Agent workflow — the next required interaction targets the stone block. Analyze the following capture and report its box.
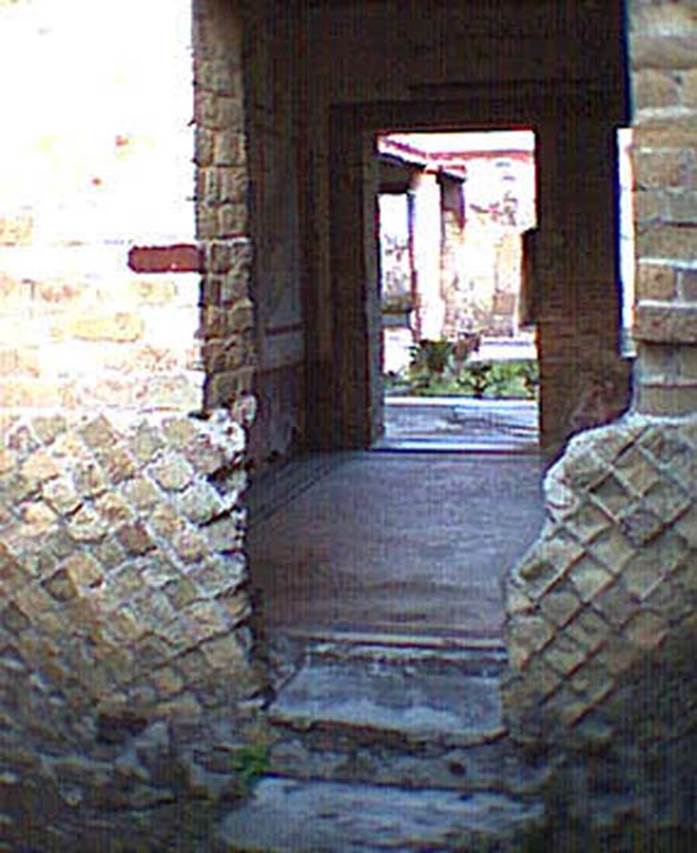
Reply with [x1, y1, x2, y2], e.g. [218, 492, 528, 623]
[590, 474, 631, 518]
[20, 501, 58, 537]
[615, 446, 663, 497]
[194, 126, 215, 168]
[506, 616, 555, 670]
[42, 569, 78, 603]
[632, 34, 697, 71]
[177, 481, 225, 525]
[622, 551, 668, 601]
[624, 610, 668, 650]
[679, 269, 697, 301]
[122, 476, 161, 511]
[141, 375, 202, 411]
[632, 4, 697, 38]
[682, 68, 697, 106]
[149, 454, 195, 492]
[570, 556, 614, 603]
[31, 415, 67, 446]
[140, 557, 179, 590]
[162, 417, 198, 450]
[93, 539, 125, 570]
[131, 279, 179, 305]
[199, 634, 246, 671]
[172, 529, 208, 563]
[65, 313, 145, 343]
[633, 69, 680, 108]
[219, 203, 248, 235]
[214, 132, 246, 167]
[539, 585, 583, 627]
[593, 581, 637, 630]
[674, 506, 697, 547]
[129, 424, 163, 462]
[636, 224, 697, 262]
[565, 608, 611, 655]
[21, 450, 60, 485]
[62, 554, 103, 590]
[634, 189, 665, 224]
[151, 666, 185, 699]
[562, 446, 611, 492]
[636, 383, 697, 416]
[99, 447, 137, 486]
[646, 576, 694, 625]
[633, 150, 689, 190]
[116, 522, 155, 557]
[541, 635, 588, 678]
[619, 504, 667, 547]
[217, 96, 244, 131]
[149, 504, 181, 540]
[642, 480, 691, 525]
[664, 191, 697, 224]
[94, 491, 133, 526]
[563, 502, 612, 543]
[0, 603, 31, 634]
[634, 304, 697, 344]
[638, 343, 677, 382]
[203, 514, 245, 553]
[588, 527, 637, 575]
[220, 168, 247, 204]
[196, 207, 219, 240]
[636, 264, 676, 301]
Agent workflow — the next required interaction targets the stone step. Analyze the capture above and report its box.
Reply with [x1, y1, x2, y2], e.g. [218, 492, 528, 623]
[268, 653, 506, 746]
[265, 641, 547, 795]
[217, 777, 545, 852]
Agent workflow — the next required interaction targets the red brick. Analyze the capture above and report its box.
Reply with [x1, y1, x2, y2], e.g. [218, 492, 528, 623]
[128, 245, 203, 274]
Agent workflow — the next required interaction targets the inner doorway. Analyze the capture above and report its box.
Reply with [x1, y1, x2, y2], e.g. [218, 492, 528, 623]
[374, 129, 540, 454]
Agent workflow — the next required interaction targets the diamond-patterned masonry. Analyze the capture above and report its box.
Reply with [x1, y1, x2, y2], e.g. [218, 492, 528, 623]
[0, 407, 259, 735]
[503, 414, 697, 744]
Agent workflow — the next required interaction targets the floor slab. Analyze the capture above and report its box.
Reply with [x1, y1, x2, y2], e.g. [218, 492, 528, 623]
[249, 451, 545, 640]
[218, 778, 544, 852]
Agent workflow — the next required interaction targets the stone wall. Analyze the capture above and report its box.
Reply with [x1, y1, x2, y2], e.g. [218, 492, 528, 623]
[0, 0, 202, 419]
[502, 0, 697, 842]
[193, 0, 256, 416]
[0, 2, 266, 843]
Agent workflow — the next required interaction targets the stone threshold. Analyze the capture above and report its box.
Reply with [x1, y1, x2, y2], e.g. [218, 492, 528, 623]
[218, 778, 545, 852]
[267, 648, 507, 747]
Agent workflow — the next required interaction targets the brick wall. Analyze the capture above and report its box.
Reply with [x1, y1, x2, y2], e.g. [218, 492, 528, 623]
[631, 1, 697, 415]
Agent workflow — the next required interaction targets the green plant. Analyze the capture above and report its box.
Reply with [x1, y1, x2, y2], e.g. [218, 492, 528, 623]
[230, 743, 270, 791]
[409, 338, 455, 376]
[456, 362, 493, 398]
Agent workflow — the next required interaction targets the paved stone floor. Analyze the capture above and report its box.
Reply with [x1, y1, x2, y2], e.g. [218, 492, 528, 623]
[378, 397, 539, 452]
[249, 446, 546, 641]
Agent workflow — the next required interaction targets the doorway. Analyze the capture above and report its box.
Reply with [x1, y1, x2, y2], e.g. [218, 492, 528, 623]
[374, 129, 540, 453]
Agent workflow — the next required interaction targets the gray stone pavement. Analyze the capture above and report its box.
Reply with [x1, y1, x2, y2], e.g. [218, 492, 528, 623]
[218, 778, 544, 851]
[249, 449, 546, 641]
[378, 397, 539, 453]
